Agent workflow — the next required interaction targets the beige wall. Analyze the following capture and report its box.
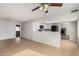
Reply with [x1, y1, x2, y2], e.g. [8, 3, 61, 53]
[0, 19, 21, 40]
[21, 21, 33, 40]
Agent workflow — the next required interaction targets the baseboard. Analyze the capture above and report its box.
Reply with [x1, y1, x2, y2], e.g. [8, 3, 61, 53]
[21, 37, 32, 41]
[0, 38, 16, 41]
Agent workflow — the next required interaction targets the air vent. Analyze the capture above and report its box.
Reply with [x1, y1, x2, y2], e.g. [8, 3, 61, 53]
[71, 9, 78, 13]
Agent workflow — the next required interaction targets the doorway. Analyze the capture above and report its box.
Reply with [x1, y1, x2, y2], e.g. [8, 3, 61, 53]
[16, 25, 20, 38]
[61, 28, 69, 39]
[61, 28, 66, 36]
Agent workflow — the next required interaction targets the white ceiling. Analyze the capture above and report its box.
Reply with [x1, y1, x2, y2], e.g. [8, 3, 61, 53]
[0, 3, 79, 22]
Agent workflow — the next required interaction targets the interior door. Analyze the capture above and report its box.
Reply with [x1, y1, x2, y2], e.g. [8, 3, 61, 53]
[16, 25, 20, 37]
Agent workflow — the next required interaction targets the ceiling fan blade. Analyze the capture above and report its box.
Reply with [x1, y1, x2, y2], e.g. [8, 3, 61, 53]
[32, 6, 41, 11]
[40, 3, 45, 6]
[49, 3, 63, 7]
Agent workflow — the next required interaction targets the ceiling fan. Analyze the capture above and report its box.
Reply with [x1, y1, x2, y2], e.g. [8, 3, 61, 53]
[32, 3, 63, 13]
